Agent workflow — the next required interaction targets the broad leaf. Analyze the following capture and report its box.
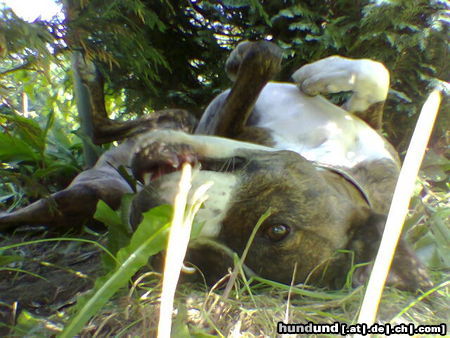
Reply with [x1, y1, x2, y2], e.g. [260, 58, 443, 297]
[60, 205, 172, 338]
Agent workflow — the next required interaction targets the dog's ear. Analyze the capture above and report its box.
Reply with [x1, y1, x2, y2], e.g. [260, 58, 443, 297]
[349, 212, 433, 292]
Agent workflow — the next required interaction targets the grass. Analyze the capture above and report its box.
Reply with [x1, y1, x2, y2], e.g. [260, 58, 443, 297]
[1, 186, 448, 337]
[7, 273, 448, 336]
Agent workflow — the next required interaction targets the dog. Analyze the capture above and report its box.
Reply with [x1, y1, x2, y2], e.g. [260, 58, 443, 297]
[0, 41, 432, 291]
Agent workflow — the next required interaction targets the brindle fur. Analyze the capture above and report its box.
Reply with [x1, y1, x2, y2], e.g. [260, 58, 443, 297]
[195, 41, 282, 137]
[0, 41, 432, 291]
[218, 150, 368, 286]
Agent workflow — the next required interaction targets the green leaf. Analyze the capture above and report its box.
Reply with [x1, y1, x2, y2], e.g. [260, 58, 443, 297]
[0, 113, 45, 153]
[119, 193, 135, 233]
[389, 89, 412, 103]
[171, 305, 191, 338]
[0, 133, 40, 162]
[222, 0, 249, 9]
[43, 108, 55, 139]
[422, 165, 447, 182]
[94, 200, 122, 230]
[116, 204, 172, 264]
[190, 220, 205, 240]
[277, 6, 304, 19]
[289, 21, 319, 33]
[60, 205, 172, 338]
[94, 200, 130, 270]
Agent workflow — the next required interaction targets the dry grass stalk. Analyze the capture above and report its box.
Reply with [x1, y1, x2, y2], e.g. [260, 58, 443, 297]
[157, 163, 212, 338]
[356, 90, 442, 328]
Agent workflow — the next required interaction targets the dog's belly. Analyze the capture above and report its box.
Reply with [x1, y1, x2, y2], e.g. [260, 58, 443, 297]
[251, 83, 393, 168]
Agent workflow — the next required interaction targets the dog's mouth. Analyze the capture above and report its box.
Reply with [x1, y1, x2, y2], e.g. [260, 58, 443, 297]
[131, 142, 198, 184]
[136, 155, 198, 184]
[131, 141, 247, 186]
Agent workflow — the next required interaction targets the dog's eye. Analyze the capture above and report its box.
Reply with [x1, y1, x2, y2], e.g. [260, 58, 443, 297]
[265, 224, 290, 242]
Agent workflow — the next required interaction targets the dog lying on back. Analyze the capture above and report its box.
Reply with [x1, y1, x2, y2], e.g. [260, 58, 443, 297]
[0, 41, 432, 291]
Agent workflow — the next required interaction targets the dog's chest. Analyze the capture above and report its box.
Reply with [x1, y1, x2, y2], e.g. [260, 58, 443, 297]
[250, 83, 393, 168]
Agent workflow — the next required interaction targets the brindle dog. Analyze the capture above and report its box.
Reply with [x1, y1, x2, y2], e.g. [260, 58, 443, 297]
[0, 41, 432, 291]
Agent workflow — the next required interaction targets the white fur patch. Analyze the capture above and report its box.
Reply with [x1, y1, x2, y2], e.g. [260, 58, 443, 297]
[251, 83, 394, 167]
[155, 170, 239, 238]
[133, 129, 273, 163]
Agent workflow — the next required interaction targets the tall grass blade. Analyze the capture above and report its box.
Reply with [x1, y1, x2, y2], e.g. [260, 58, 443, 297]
[158, 163, 212, 338]
[356, 90, 442, 328]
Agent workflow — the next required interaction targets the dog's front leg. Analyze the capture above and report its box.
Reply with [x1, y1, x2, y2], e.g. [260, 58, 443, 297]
[196, 41, 282, 137]
[131, 130, 274, 179]
[292, 56, 390, 130]
[129, 130, 275, 230]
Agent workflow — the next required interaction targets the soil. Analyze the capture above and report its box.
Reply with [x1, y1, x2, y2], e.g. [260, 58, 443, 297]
[0, 227, 102, 335]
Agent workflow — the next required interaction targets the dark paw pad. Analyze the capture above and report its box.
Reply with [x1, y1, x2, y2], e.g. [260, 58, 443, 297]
[131, 142, 197, 184]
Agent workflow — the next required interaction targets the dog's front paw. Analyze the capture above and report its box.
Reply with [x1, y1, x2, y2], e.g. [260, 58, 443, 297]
[292, 56, 389, 110]
[131, 141, 197, 184]
[293, 56, 359, 96]
[225, 40, 282, 81]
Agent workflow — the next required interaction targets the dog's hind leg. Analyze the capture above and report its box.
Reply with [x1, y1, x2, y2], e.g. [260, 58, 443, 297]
[0, 175, 129, 230]
[0, 140, 139, 230]
[0, 183, 109, 230]
[196, 41, 282, 137]
[292, 56, 390, 130]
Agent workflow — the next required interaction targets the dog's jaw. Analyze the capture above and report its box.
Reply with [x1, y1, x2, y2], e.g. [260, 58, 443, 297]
[153, 170, 239, 238]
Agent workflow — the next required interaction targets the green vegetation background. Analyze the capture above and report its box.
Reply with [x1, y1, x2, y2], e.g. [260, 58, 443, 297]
[0, 0, 448, 335]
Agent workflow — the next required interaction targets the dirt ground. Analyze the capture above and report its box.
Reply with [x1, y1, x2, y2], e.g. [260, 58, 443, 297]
[0, 228, 103, 335]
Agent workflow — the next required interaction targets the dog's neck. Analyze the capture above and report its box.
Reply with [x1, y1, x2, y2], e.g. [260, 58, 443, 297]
[318, 165, 372, 210]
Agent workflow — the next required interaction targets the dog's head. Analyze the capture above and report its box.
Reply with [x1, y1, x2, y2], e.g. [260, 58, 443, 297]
[132, 146, 384, 287]
[215, 149, 375, 286]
